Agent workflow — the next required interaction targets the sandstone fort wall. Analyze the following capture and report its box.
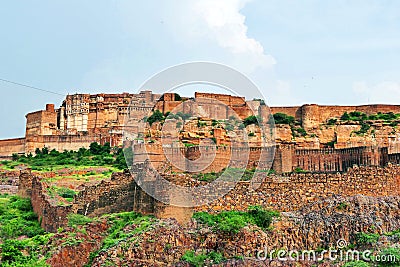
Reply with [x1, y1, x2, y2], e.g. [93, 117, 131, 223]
[19, 163, 400, 232]
[0, 138, 25, 157]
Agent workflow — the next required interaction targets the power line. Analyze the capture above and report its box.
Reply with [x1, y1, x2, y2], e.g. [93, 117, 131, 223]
[0, 78, 65, 96]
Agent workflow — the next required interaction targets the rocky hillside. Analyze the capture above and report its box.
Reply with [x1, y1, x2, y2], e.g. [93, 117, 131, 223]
[2, 194, 398, 267]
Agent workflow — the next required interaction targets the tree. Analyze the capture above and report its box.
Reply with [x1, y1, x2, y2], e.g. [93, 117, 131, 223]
[341, 112, 351, 121]
[243, 115, 261, 126]
[273, 113, 294, 125]
[147, 110, 165, 125]
[89, 142, 102, 155]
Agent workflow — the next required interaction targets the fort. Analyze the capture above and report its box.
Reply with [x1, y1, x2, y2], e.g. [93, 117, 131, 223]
[3, 90, 400, 235]
[1, 91, 400, 174]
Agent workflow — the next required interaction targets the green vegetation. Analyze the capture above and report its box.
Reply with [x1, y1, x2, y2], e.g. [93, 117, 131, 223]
[86, 212, 155, 266]
[176, 112, 192, 121]
[327, 118, 337, 125]
[293, 167, 308, 173]
[343, 261, 370, 267]
[384, 229, 400, 238]
[197, 120, 207, 127]
[355, 232, 380, 245]
[0, 194, 53, 266]
[292, 127, 307, 137]
[377, 247, 400, 266]
[336, 202, 349, 210]
[270, 113, 308, 138]
[2, 142, 129, 171]
[67, 213, 93, 227]
[181, 250, 225, 267]
[353, 122, 371, 136]
[174, 93, 182, 101]
[193, 206, 279, 234]
[243, 115, 261, 127]
[146, 110, 165, 125]
[273, 113, 295, 125]
[192, 168, 274, 182]
[326, 140, 337, 148]
[340, 111, 400, 122]
[224, 122, 234, 131]
[0, 195, 45, 239]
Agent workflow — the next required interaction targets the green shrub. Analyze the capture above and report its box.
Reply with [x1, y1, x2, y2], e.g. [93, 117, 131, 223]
[294, 127, 307, 137]
[181, 250, 225, 267]
[273, 113, 295, 125]
[193, 206, 279, 234]
[57, 187, 76, 199]
[146, 110, 165, 125]
[354, 122, 371, 135]
[355, 232, 380, 245]
[247, 205, 279, 229]
[1, 239, 23, 263]
[327, 118, 337, 125]
[0, 195, 52, 265]
[243, 115, 261, 126]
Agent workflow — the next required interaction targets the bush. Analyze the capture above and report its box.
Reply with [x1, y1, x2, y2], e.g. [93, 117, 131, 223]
[57, 187, 76, 199]
[327, 118, 337, 125]
[243, 115, 260, 127]
[355, 232, 380, 245]
[1, 239, 23, 263]
[224, 123, 234, 131]
[193, 206, 279, 234]
[293, 127, 307, 137]
[273, 113, 295, 125]
[181, 250, 225, 267]
[247, 205, 279, 229]
[354, 122, 371, 136]
[147, 110, 165, 125]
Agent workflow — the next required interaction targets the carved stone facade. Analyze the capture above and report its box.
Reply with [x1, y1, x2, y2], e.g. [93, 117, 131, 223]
[0, 91, 161, 156]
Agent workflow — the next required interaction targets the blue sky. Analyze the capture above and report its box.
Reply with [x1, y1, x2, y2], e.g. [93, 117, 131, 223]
[1, 0, 400, 139]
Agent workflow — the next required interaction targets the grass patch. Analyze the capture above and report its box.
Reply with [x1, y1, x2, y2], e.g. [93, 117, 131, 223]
[181, 250, 225, 267]
[67, 213, 93, 227]
[0, 194, 53, 266]
[2, 142, 130, 172]
[193, 206, 279, 234]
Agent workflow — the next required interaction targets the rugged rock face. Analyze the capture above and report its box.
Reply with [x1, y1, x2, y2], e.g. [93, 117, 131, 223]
[44, 221, 110, 267]
[43, 195, 400, 266]
[266, 195, 400, 250]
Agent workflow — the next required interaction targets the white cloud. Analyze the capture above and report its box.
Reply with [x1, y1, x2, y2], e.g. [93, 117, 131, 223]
[168, 0, 276, 73]
[353, 81, 400, 104]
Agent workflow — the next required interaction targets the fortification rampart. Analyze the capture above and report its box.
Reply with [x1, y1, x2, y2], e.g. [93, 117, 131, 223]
[0, 138, 25, 157]
[195, 165, 400, 213]
[132, 143, 393, 173]
[19, 162, 400, 231]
